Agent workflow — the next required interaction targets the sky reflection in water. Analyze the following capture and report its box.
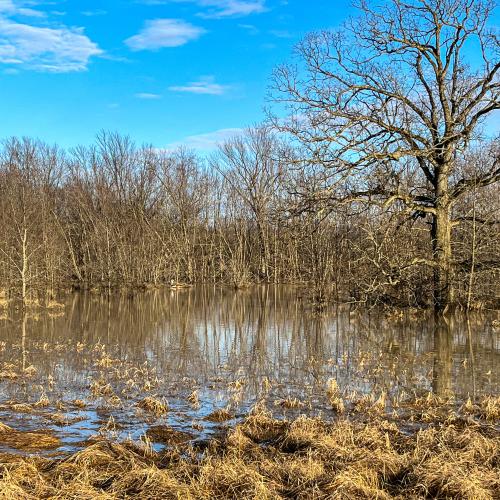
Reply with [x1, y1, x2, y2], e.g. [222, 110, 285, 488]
[0, 286, 498, 453]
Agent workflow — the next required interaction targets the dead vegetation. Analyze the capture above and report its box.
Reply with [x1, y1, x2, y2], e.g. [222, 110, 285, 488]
[146, 426, 194, 445]
[0, 423, 60, 451]
[274, 397, 304, 409]
[326, 379, 345, 414]
[136, 397, 169, 416]
[0, 401, 498, 499]
[204, 408, 234, 423]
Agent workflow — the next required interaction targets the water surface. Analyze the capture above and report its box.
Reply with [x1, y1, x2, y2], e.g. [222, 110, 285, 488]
[0, 286, 498, 453]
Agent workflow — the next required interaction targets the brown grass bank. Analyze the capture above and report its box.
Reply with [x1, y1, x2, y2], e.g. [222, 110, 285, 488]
[0, 401, 499, 499]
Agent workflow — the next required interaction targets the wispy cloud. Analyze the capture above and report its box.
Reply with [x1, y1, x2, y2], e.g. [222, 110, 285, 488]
[269, 29, 292, 38]
[238, 23, 259, 34]
[81, 10, 107, 17]
[0, 14, 103, 72]
[125, 18, 206, 51]
[196, 0, 266, 18]
[135, 92, 162, 99]
[0, 0, 46, 17]
[0, 1, 16, 13]
[167, 127, 244, 151]
[141, 1, 267, 19]
[169, 76, 230, 95]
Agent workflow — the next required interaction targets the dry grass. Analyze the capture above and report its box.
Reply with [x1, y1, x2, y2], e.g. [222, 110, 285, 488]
[10, 403, 33, 413]
[46, 299, 65, 310]
[274, 397, 304, 409]
[326, 378, 345, 414]
[0, 423, 60, 451]
[0, 364, 18, 380]
[90, 378, 115, 398]
[479, 396, 500, 421]
[0, 403, 498, 499]
[136, 396, 169, 416]
[146, 426, 194, 445]
[188, 390, 200, 409]
[204, 408, 234, 422]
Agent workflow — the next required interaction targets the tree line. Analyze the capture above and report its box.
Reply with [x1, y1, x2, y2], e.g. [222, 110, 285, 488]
[0, 127, 497, 309]
[0, 0, 498, 311]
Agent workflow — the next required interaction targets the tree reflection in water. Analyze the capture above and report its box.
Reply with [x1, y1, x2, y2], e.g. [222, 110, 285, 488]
[0, 286, 497, 409]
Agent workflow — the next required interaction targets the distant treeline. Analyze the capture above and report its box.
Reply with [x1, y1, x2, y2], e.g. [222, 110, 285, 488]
[0, 129, 497, 308]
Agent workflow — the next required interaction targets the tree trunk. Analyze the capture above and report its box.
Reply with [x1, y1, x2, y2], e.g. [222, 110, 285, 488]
[21, 228, 28, 307]
[432, 173, 453, 312]
[255, 211, 269, 282]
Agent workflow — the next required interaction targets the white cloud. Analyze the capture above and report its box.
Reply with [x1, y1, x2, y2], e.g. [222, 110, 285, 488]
[125, 18, 205, 51]
[0, 17, 103, 72]
[17, 7, 44, 17]
[140, 0, 266, 18]
[269, 29, 292, 38]
[238, 23, 259, 34]
[169, 76, 230, 95]
[0, 0, 45, 17]
[167, 127, 244, 151]
[0, 1, 17, 14]
[194, 0, 266, 18]
[135, 92, 162, 99]
[81, 10, 107, 17]
[0, 1, 102, 72]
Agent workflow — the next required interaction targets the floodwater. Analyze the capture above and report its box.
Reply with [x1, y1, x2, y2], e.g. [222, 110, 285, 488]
[0, 286, 498, 453]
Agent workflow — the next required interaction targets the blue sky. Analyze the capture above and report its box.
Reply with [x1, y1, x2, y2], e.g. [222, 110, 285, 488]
[0, 0, 354, 151]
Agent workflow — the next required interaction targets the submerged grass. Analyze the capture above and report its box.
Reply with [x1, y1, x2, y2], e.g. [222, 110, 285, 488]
[0, 402, 498, 499]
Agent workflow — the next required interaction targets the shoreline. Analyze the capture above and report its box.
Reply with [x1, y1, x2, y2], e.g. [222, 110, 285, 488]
[2, 284, 500, 314]
[0, 399, 498, 499]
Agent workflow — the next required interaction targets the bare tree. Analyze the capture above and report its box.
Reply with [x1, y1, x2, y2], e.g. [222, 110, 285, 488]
[213, 126, 283, 281]
[0, 126, 496, 307]
[453, 143, 500, 306]
[157, 148, 210, 283]
[272, 0, 499, 311]
[0, 138, 62, 305]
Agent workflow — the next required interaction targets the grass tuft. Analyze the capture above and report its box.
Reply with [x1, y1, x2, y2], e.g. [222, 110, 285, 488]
[136, 396, 169, 416]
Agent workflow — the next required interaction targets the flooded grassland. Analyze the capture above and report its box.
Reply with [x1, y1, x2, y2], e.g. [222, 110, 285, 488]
[0, 287, 498, 498]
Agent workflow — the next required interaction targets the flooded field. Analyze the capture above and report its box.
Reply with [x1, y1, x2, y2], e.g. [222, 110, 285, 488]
[0, 286, 498, 455]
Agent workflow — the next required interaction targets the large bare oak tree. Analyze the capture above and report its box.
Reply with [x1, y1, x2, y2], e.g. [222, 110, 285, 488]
[272, 0, 499, 311]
